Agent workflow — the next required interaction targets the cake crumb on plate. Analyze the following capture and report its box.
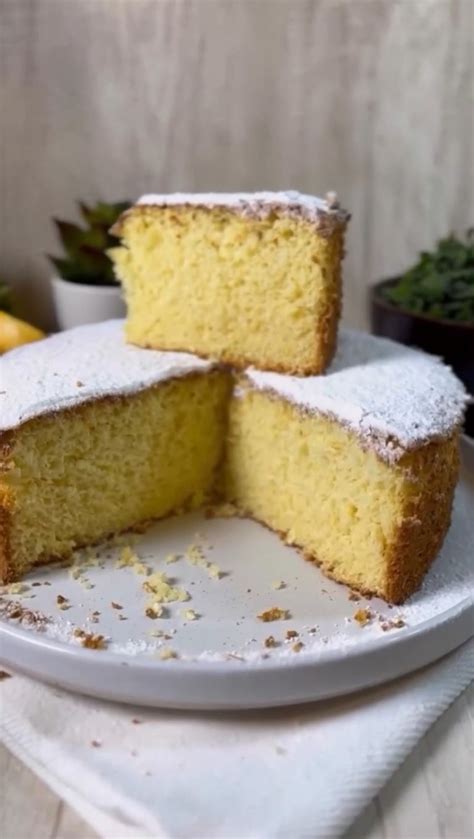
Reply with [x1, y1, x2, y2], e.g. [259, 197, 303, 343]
[257, 607, 289, 622]
[158, 647, 177, 660]
[353, 608, 373, 627]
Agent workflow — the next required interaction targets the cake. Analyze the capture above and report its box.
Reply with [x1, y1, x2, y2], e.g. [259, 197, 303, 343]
[0, 321, 466, 602]
[0, 321, 230, 582]
[224, 330, 467, 603]
[110, 191, 350, 375]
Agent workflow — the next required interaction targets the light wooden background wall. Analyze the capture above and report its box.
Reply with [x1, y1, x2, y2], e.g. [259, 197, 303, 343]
[1, 0, 473, 330]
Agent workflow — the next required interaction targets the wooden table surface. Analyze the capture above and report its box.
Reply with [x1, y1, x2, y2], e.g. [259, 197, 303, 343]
[1, 683, 472, 839]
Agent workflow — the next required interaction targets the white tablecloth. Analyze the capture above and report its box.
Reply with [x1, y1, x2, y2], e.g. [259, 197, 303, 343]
[1, 640, 473, 838]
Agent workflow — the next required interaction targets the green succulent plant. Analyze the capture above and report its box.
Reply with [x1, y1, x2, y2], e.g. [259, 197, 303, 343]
[382, 229, 474, 323]
[48, 201, 130, 286]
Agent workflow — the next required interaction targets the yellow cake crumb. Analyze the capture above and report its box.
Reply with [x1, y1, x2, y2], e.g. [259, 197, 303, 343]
[257, 607, 289, 622]
[158, 647, 177, 660]
[271, 580, 285, 590]
[134, 562, 150, 576]
[74, 628, 107, 649]
[181, 608, 198, 621]
[145, 603, 164, 619]
[143, 572, 189, 604]
[116, 545, 136, 568]
[116, 546, 150, 576]
[185, 544, 222, 579]
[185, 544, 207, 566]
[353, 608, 373, 627]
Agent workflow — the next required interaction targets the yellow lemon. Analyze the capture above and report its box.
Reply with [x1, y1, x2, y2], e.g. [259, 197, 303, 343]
[0, 311, 45, 353]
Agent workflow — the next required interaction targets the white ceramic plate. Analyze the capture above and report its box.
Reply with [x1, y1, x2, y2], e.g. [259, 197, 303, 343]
[1, 439, 472, 710]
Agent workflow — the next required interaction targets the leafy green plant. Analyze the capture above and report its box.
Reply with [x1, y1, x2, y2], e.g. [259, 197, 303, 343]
[0, 281, 12, 312]
[48, 201, 130, 285]
[382, 230, 474, 323]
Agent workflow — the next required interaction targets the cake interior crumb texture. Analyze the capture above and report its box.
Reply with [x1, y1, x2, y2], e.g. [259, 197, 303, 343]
[111, 199, 346, 374]
[224, 387, 459, 604]
[1, 373, 229, 581]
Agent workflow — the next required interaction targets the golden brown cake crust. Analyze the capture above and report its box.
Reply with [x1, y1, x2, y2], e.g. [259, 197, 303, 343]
[312, 228, 345, 373]
[126, 340, 335, 376]
[0, 432, 14, 583]
[112, 194, 350, 240]
[384, 434, 460, 603]
[212, 432, 461, 604]
[302, 434, 460, 603]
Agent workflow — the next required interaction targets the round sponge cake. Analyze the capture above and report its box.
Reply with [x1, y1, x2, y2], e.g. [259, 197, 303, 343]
[0, 320, 467, 601]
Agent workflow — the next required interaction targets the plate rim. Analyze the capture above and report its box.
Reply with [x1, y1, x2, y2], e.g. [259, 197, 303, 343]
[1, 593, 472, 673]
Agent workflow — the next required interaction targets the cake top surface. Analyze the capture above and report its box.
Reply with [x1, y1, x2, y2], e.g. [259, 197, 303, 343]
[1, 322, 467, 457]
[113, 190, 350, 235]
[246, 329, 468, 462]
[0, 320, 215, 431]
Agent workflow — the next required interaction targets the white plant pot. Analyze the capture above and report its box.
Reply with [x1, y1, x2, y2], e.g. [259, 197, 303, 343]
[51, 275, 126, 331]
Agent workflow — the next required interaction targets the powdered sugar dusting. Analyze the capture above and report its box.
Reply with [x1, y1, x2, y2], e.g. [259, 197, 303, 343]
[0, 320, 215, 431]
[123, 190, 350, 233]
[246, 329, 468, 463]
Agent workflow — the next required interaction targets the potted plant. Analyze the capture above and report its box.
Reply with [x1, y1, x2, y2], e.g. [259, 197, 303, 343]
[371, 230, 474, 435]
[49, 201, 130, 330]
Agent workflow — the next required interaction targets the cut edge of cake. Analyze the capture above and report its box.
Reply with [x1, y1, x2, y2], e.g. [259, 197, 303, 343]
[110, 191, 350, 375]
[224, 383, 461, 604]
[0, 321, 231, 582]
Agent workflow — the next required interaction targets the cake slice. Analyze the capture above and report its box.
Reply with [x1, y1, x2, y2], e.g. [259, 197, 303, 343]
[0, 321, 230, 582]
[224, 330, 466, 603]
[110, 191, 350, 375]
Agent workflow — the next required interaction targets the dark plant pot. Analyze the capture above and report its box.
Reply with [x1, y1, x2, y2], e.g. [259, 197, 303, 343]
[370, 278, 474, 437]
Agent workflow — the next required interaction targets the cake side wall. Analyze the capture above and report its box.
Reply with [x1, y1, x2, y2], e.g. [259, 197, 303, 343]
[111, 195, 350, 240]
[0, 431, 15, 583]
[312, 227, 346, 375]
[385, 434, 460, 603]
